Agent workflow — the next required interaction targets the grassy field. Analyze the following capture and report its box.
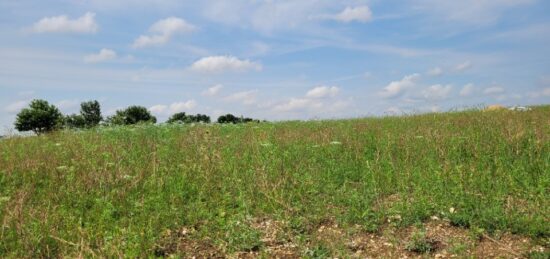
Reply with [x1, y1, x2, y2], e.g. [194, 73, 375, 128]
[0, 107, 549, 258]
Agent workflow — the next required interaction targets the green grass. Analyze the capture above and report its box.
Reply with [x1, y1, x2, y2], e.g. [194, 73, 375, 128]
[0, 106, 549, 257]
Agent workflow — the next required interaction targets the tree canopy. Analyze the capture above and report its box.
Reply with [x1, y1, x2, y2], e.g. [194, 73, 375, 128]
[65, 100, 103, 129]
[217, 114, 259, 124]
[167, 112, 211, 124]
[106, 106, 157, 125]
[14, 99, 64, 135]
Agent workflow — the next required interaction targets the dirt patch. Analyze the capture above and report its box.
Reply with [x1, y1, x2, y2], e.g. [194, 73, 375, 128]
[244, 218, 300, 258]
[153, 219, 546, 258]
[154, 227, 223, 258]
[350, 219, 546, 258]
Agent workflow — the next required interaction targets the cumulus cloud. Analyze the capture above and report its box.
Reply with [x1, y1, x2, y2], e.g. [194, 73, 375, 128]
[380, 74, 420, 99]
[224, 90, 258, 105]
[421, 84, 452, 100]
[484, 86, 505, 95]
[31, 12, 98, 34]
[149, 100, 197, 115]
[202, 84, 224, 96]
[272, 98, 320, 112]
[133, 17, 196, 48]
[332, 6, 373, 23]
[460, 83, 475, 97]
[190, 56, 262, 73]
[427, 67, 443, 76]
[454, 61, 472, 72]
[84, 48, 117, 63]
[305, 86, 339, 99]
[271, 85, 347, 113]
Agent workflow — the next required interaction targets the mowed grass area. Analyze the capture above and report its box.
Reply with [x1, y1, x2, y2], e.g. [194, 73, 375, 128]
[0, 107, 549, 257]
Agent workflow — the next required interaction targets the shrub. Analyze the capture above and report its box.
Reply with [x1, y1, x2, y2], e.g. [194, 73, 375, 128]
[106, 106, 156, 125]
[217, 114, 259, 124]
[167, 112, 210, 124]
[14, 99, 64, 135]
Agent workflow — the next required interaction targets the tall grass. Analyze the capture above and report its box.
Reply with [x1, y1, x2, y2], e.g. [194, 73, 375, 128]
[0, 107, 549, 257]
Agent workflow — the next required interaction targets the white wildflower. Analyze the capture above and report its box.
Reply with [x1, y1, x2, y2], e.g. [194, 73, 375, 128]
[449, 207, 456, 214]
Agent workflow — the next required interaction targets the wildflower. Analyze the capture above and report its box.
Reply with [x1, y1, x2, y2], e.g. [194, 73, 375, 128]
[449, 207, 456, 214]
[330, 141, 342, 145]
[123, 174, 133, 180]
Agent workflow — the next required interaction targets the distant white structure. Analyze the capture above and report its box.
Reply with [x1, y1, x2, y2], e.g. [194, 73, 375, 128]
[508, 106, 532, 112]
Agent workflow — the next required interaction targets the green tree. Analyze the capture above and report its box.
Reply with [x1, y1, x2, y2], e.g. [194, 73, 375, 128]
[64, 114, 87, 129]
[217, 114, 259, 124]
[14, 99, 64, 135]
[167, 112, 188, 123]
[167, 112, 211, 124]
[106, 106, 156, 125]
[80, 100, 102, 127]
[64, 100, 103, 129]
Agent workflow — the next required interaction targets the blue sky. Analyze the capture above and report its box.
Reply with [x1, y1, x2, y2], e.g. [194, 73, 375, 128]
[1, 0, 549, 133]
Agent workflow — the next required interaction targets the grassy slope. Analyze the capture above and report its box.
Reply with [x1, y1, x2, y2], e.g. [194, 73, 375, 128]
[0, 107, 549, 257]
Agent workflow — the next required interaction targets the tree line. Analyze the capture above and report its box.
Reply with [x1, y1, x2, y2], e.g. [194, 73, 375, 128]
[14, 99, 261, 135]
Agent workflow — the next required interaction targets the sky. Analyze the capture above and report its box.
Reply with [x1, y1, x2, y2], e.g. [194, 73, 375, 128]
[1, 0, 549, 133]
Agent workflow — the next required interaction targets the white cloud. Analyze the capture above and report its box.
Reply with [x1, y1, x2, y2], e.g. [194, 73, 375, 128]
[380, 74, 420, 99]
[190, 56, 262, 73]
[454, 61, 472, 72]
[6, 100, 29, 113]
[133, 17, 196, 48]
[271, 85, 349, 114]
[202, 84, 224, 96]
[427, 67, 443, 76]
[224, 90, 258, 105]
[84, 48, 117, 63]
[332, 6, 373, 23]
[421, 84, 452, 100]
[305, 86, 340, 99]
[149, 100, 197, 115]
[31, 12, 98, 34]
[272, 98, 322, 112]
[484, 86, 505, 95]
[203, 1, 372, 33]
[460, 83, 475, 97]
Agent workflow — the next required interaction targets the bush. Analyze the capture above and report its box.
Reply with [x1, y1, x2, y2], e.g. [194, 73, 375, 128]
[65, 114, 87, 129]
[14, 99, 64, 135]
[217, 114, 259, 124]
[167, 112, 210, 124]
[64, 100, 103, 129]
[106, 106, 156, 125]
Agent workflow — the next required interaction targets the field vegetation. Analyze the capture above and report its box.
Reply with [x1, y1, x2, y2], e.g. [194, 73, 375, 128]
[0, 106, 549, 257]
